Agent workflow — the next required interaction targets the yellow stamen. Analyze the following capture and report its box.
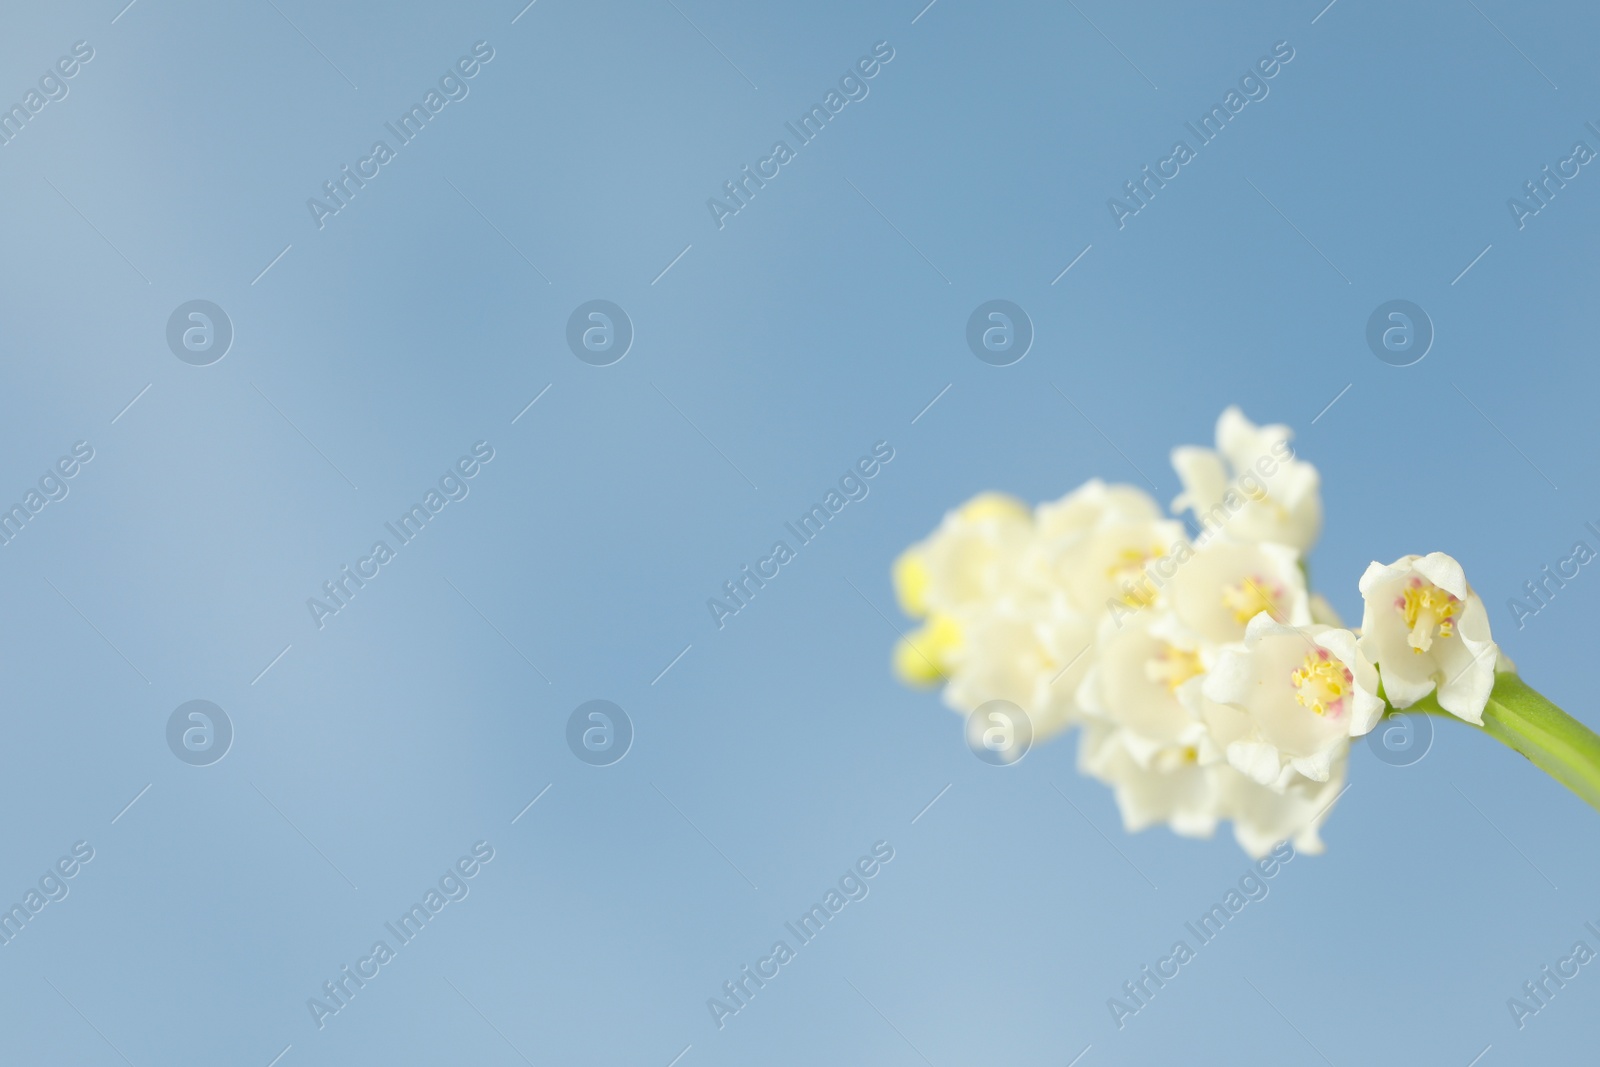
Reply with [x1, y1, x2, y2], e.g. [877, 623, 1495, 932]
[1397, 578, 1460, 654]
[1153, 744, 1201, 772]
[1107, 544, 1166, 608]
[1290, 648, 1352, 717]
[1222, 574, 1285, 625]
[1147, 644, 1204, 692]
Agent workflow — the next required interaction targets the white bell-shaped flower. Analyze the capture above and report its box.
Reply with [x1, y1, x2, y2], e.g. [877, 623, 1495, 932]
[1357, 552, 1498, 724]
[1224, 755, 1347, 858]
[1161, 536, 1311, 647]
[1171, 407, 1322, 552]
[942, 598, 1094, 743]
[1025, 480, 1186, 619]
[1076, 615, 1209, 766]
[1202, 616, 1383, 788]
[893, 491, 1034, 619]
[1077, 724, 1225, 840]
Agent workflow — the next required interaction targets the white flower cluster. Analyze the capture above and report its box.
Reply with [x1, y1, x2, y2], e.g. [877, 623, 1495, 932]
[893, 408, 1500, 857]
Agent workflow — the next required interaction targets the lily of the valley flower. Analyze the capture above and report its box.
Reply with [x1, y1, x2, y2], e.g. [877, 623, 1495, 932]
[941, 602, 1095, 742]
[1078, 722, 1346, 858]
[1171, 406, 1323, 553]
[1357, 552, 1498, 725]
[1076, 616, 1208, 765]
[1223, 757, 1346, 858]
[889, 408, 1600, 858]
[1159, 537, 1311, 646]
[892, 492, 1037, 687]
[1024, 480, 1186, 618]
[1033, 478, 1165, 544]
[1078, 724, 1223, 841]
[1201, 616, 1383, 788]
[893, 491, 1034, 618]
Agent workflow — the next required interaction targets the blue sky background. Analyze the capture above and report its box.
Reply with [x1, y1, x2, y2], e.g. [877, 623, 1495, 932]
[1, 0, 1598, 1063]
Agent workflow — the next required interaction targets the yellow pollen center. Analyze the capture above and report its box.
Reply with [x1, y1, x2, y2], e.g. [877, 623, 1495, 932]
[1147, 644, 1204, 692]
[1397, 578, 1460, 654]
[1153, 744, 1201, 773]
[1222, 574, 1285, 625]
[1290, 648, 1352, 717]
[1107, 545, 1164, 608]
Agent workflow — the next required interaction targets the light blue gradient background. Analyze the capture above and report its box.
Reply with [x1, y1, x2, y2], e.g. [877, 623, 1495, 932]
[1, 0, 1598, 1063]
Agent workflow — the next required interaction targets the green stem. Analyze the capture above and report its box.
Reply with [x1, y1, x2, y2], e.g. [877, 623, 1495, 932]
[1391, 674, 1600, 812]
